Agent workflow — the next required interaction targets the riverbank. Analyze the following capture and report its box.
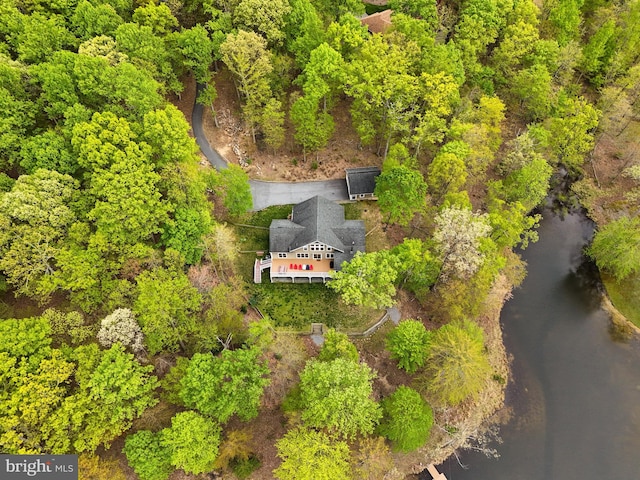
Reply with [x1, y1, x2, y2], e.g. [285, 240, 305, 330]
[396, 275, 513, 479]
[434, 207, 640, 480]
[570, 98, 640, 334]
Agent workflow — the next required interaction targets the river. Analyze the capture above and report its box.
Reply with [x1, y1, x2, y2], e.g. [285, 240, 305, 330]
[425, 208, 640, 480]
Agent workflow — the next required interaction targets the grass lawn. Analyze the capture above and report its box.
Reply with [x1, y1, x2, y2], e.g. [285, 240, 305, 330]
[234, 203, 384, 332]
[249, 282, 382, 331]
[602, 272, 640, 329]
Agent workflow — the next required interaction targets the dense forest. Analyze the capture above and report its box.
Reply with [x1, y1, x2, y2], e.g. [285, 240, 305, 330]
[0, 0, 638, 478]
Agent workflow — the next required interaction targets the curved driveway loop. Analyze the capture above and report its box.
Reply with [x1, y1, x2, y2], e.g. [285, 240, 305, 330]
[193, 84, 349, 210]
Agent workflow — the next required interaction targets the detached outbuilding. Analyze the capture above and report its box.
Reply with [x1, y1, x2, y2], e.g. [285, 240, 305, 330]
[360, 9, 393, 34]
[345, 166, 381, 201]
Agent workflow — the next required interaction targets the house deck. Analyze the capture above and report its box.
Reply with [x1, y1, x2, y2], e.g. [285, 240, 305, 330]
[269, 258, 333, 283]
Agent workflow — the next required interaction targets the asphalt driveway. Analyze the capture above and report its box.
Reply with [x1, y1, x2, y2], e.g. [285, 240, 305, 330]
[193, 84, 349, 210]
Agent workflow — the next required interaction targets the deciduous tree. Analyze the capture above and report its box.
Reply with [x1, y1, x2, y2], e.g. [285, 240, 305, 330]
[97, 308, 144, 354]
[375, 165, 427, 227]
[427, 150, 468, 204]
[290, 94, 335, 159]
[43, 308, 92, 346]
[220, 30, 273, 142]
[378, 386, 434, 452]
[299, 358, 381, 438]
[17, 13, 75, 64]
[284, 0, 325, 67]
[209, 164, 254, 217]
[386, 319, 430, 373]
[180, 347, 270, 423]
[140, 105, 199, 166]
[274, 427, 352, 480]
[543, 96, 600, 171]
[175, 25, 214, 82]
[328, 251, 399, 309]
[0, 169, 79, 301]
[318, 329, 359, 362]
[20, 130, 76, 175]
[492, 155, 552, 211]
[433, 207, 492, 281]
[71, 0, 123, 40]
[392, 238, 441, 295]
[260, 97, 285, 152]
[421, 320, 491, 405]
[588, 215, 640, 281]
[389, 0, 438, 32]
[134, 266, 202, 354]
[88, 157, 168, 247]
[43, 344, 159, 453]
[132, 2, 178, 35]
[233, 0, 291, 46]
[160, 411, 221, 475]
[346, 35, 419, 156]
[350, 436, 393, 480]
[123, 430, 172, 480]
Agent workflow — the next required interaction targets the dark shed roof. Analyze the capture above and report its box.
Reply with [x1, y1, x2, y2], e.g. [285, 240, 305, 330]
[346, 166, 381, 196]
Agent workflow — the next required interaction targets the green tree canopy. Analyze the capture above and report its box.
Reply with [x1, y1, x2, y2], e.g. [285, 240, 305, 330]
[233, 0, 291, 46]
[542, 96, 601, 171]
[492, 155, 552, 211]
[386, 319, 430, 373]
[134, 266, 202, 354]
[179, 347, 270, 423]
[290, 93, 335, 158]
[175, 25, 214, 82]
[220, 30, 273, 141]
[328, 251, 399, 309]
[392, 238, 441, 296]
[88, 156, 169, 247]
[421, 320, 491, 405]
[123, 430, 172, 480]
[284, 0, 325, 67]
[587, 215, 640, 281]
[0, 169, 80, 301]
[208, 164, 254, 217]
[132, 2, 178, 35]
[378, 386, 434, 452]
[20, 130, 77, 175]
[375, 165, 427, 227]
[17, 13, 75, 64]
[317, 329, 359, 362]
[298, 358, 381, 438]
[274, 427, 352, 480]
[41, 344, 159, 453]
[160, 411, 221, 475]
[71, 0, 123, 40]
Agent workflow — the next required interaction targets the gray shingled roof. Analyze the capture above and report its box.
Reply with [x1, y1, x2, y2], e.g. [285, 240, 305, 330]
[346, 167, 381, 195]
[269, 196, 365, 267]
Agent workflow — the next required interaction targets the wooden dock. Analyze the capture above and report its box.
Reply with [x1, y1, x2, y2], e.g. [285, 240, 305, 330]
[426, 464, 447, 480]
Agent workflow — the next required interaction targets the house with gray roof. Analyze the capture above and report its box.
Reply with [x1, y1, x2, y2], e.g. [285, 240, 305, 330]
[345, 166, 381, 200]
[257, 196, 365, 283]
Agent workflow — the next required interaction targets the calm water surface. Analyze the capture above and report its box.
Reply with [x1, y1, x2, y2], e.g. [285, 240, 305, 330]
[429, 209, 640, 480]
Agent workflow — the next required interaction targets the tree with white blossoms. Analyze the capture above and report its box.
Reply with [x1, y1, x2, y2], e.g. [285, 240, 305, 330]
[433, 207, 492, 281]
[97, 308, 145, 354]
